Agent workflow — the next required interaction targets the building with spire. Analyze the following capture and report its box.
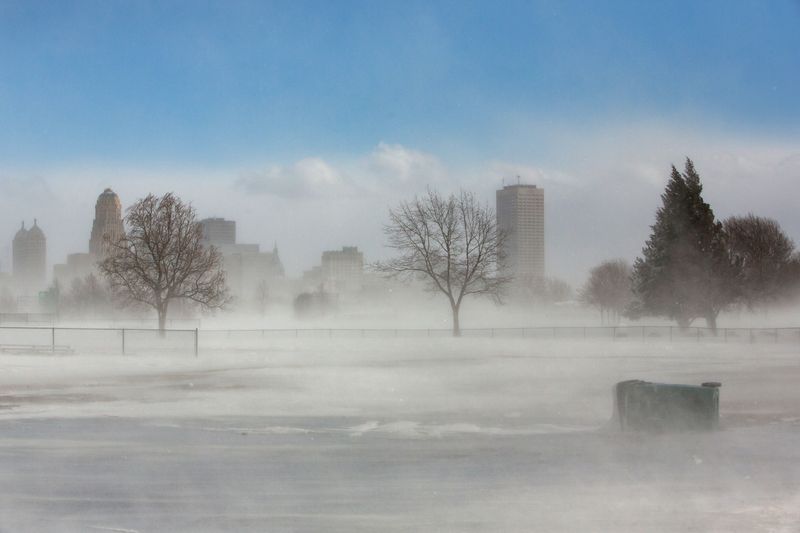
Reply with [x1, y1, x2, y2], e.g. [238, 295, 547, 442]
[12, 219, 47, 290]
[89, 188, 125, 258]
[199, 217, 286, 308]
[54, 188, 124, 287]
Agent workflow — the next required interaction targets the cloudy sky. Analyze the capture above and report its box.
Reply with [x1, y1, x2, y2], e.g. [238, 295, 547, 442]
[1, 1, 799, 284]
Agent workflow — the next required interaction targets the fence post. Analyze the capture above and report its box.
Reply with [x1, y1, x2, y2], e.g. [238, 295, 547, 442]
[194, 328, 199, 358]
[642, 326, 645, 341]
[723, 328, 727, 343]
[552, 327, 556, 339]
[612, 327, 616, 341]
[696, 328, 700, 342]
[669, 326, 673, 342]
[491, 328, 494, 338]
[750, 328, 754, 344]
[122, 328, 126, 355]
[51, 327, 55, 353]
[583, 327, 586, 339]
[775, 328, 779, 344]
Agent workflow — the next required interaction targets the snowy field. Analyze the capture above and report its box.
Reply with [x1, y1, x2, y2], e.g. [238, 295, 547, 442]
[1, 338, 799, 532]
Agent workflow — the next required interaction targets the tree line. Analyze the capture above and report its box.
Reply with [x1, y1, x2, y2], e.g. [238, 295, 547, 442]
[45, 158, 798, 336]
[580, 159, 800, 331]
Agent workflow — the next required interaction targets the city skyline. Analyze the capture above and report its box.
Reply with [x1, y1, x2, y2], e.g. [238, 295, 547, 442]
[1, 1, 799, 284]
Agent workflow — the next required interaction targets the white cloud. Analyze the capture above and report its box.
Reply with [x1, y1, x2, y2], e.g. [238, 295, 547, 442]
[363, 142, 446, 187]
[235, 157, 346, 199]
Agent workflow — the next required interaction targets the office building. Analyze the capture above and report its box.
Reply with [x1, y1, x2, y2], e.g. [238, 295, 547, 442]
[199, 218, 236, 250]
[496, 183, 545, 286]
[321, 246, 364, 293]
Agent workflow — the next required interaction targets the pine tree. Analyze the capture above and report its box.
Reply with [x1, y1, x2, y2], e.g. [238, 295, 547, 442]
[631, 159, 737, 331]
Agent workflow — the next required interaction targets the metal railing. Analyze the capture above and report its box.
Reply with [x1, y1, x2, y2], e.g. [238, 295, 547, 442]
[198, 325, 800, 344]
[0, 325, 797, 356]
[0, 326, 198, 356]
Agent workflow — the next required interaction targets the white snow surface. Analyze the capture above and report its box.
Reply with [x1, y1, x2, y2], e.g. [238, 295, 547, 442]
[1, 338, 799, 532]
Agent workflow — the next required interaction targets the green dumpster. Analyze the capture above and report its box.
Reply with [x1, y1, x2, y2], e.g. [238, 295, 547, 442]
[613, 380, 720, 432]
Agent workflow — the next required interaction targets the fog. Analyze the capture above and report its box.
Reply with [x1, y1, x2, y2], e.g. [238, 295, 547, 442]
[2, 339, 799, 531]
[3, 1, 800, 532]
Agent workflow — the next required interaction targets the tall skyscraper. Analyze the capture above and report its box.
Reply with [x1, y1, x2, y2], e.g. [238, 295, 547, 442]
[496, 184, 545, 286]
[12, 219, 47, 289]
[89, 188, 125, 257]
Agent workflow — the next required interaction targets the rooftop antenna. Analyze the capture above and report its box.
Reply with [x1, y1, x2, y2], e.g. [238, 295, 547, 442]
[516, 174, 521, 185]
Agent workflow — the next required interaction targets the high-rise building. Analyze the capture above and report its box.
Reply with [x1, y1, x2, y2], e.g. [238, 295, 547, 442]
[496, 184, 545, 285]
[12, 220, 47, 289]
[89, 188, 125, 257]
[199, 218, 236, 249]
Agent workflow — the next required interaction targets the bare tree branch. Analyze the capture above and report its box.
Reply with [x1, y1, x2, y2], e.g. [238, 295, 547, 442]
[375, 188, 511, 335]
[99, 192, 229, 331]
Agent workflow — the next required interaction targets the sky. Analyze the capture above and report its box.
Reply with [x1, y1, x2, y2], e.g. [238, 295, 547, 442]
[1, 0, 799, 284]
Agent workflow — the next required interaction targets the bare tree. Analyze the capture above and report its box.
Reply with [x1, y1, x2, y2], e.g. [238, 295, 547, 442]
[525, 276, 573, 306]
[62, 273, 114, 318]
[724, 214, 797, 309]
[376, 188, 509, 336]
[0, 287, 17, 313]
[255, 280, 270, 316]
[580, 259, 633, 325]
[99, 193, 228, 332]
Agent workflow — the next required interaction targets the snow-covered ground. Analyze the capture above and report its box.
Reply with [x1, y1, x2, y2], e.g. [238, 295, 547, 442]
[1, 339, 798, 532]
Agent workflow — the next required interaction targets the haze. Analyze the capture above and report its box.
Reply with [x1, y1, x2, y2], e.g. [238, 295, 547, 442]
[1, 2, 799, 532]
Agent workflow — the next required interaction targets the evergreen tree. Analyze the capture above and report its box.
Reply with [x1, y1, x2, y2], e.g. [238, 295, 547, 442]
[631, 159, 737, 331]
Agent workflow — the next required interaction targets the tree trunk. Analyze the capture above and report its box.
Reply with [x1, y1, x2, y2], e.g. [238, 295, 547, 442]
[451, 303, 461, 337]
[676, 315, 691, 331]
[705, 312, 718, 335]
[157, 302, 169, 337]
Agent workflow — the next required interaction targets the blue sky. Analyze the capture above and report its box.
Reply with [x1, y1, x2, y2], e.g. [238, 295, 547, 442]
[1, 1, 799, 282]
[2, 0, 798, 164]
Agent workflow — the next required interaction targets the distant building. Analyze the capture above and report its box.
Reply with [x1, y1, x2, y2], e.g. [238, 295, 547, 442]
[496, 184, 545, 286]
[53, 253, 94, 288]
[197, 217, 285, 307]
[224, 244, 285, 304]
[199, 218, 236, 249]
[321, 246, 364, 294]
[53, 188, 123, 288]
[89, 188, 125, 258]
[12, 220, 47, 290]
